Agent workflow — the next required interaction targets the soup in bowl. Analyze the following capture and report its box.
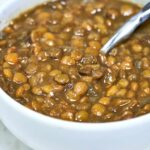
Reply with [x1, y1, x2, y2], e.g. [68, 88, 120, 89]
[0, 0, 150, 150]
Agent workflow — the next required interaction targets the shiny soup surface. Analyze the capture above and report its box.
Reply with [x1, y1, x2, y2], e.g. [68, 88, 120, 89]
[0, 0, 150, 122]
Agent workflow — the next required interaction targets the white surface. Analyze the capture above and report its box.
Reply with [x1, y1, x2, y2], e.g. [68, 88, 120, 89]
[0, 121, 31, 150]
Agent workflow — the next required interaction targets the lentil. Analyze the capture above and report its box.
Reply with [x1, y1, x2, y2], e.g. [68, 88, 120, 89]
[74, 82, 88, 96]
[75, 111, 89, 122]
[3, 68, 13, 79]
[54, 74, 70, 85]
[91, 103, 106, 117]
[13, 72, 27, 84]
[99, 97, 111, 106]
[5, 53, 19, 65]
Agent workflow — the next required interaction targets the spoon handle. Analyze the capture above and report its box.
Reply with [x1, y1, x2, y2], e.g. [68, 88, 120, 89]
[143, 2, 150, 12]
[140, 2, 150, 23]
[101, 2, 150, 54]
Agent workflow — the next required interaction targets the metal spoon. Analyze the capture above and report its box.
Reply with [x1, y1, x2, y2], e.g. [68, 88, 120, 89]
[101, 2, 150, 54]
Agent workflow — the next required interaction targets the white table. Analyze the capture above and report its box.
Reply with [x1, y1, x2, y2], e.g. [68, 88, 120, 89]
[0, 121, 31, 150]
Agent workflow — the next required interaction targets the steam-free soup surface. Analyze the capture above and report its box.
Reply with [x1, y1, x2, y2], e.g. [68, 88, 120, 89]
[0, 0, 150, 122]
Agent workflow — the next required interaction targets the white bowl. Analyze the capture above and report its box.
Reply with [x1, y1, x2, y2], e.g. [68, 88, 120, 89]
[0, 0, 150, 150]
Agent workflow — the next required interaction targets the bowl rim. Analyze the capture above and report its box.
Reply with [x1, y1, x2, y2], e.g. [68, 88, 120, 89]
[0, 0, 149, 131]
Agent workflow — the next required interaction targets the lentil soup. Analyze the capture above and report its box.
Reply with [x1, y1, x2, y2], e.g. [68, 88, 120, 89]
[0, 0, 150, 122]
